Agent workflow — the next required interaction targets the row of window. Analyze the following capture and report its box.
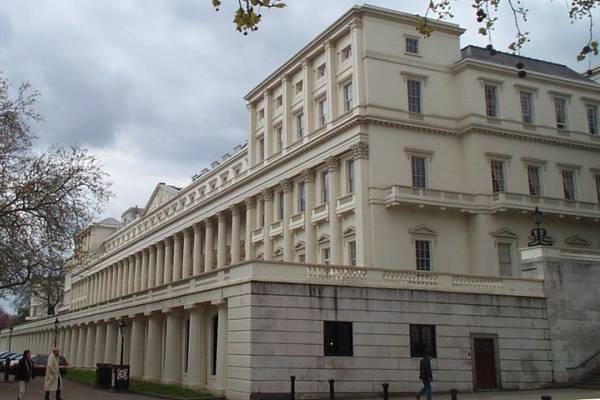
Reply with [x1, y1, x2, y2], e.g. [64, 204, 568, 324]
[325, 321, 436, 358]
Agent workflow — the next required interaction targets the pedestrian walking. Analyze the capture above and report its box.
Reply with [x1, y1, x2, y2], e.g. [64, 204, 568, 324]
[416, 351, 433, 400]
[15, 349, 35, 400]
[43, 348, 62, 400]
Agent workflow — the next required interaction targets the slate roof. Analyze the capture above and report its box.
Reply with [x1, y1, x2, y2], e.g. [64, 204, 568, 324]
[461, 45, 595, 83]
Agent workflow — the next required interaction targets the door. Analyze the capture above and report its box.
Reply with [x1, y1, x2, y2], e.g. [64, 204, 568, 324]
[473, 337, 498, 390]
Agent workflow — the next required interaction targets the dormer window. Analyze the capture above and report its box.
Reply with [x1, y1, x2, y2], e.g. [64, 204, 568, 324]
[316, 64, 326, 79]
[341, 45, 352, 61]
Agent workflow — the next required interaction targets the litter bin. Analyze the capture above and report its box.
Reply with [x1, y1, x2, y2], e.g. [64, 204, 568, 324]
[111, 364, 130, 391]
[96, 363, 112, 388]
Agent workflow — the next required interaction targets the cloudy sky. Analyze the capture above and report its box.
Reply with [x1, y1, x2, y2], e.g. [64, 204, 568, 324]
[0, 0, 596, 221]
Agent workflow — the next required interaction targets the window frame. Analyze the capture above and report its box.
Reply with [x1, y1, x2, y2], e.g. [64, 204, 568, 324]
[316, 63, 326, 79]
[318, 97, 328, 127]
[258, 137, 265, 162]
[409, 324, 437, 358]
[411, 155, 427, 188]
[297, 181, 305, 212]
[295, 111, 304, 139]
[484, 84, 499, 118]
[497, 241, 515, 277]
[348, 240, 357, 266]
[415, 239, 432, 271]
[342, 81, 353, 112]
[405, 36, 420, 55]
[321, 170, 329, 203]
[587, 103, 598, 135]
[595, 173, 600, 204]
[323, 321, 353, 357]
[346, 159, 355, 194]
[295, 80, 303, 94]
[275, 95, 283, 109]
[561, 168, 577, 200]
[277, 190, 284, 221]
[407, 79, 422, 114]
[258, 108, 265, 121]
[526, 164, 542, 196]
[553, 96, 569, 130]
[490, 159, 506, 193]
[341, 45, 352, 62]
[321, 247, 331, 265]
[519, 91, 535, 124]
[275, 125, 283, 153]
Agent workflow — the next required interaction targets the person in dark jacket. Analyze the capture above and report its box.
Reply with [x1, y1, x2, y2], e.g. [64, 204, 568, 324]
[15, 349, 35, 400]
[416, 351, 433, 400]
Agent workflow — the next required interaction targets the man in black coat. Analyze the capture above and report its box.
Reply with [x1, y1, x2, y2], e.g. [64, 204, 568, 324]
[416, 350, 433, 400]
[15, 350, 35, 400]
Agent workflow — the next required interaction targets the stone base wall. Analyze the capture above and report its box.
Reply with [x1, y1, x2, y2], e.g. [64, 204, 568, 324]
[230, 282, 551, 400]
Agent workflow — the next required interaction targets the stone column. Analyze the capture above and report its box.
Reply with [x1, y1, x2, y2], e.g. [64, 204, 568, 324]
[230, 205, 241, 264]
[216, 306, 228, 389]
[281, 179, 293, 261]
[129, 318, 146, 378]
[112, 263, 119, 299]
[244, 198, 255, 261]
[172, 233, 183, 282]
[148, 245, 157, 288]
[182, 228, 193, 279]
[122, 258, 129, 296]
[63, 328, 72, 362]
[76, 325, 86, 367]
[134, 252, 142, 292]
[156, 241, 165, 287]
[164, 237, 174, 284]
[187, 306, 207, 388]
[204, 219, 214, 271]
[281, 76, 292, 148]
[325, 40, 337, 125]
[143, 314, 163, 382]
[94, 323, 106, 366]
[104, 322, 117, 364]
[69, 327, 78, 365]
[263, 90, 273, 159]
[248, 102, 256, 167]
[128, 255, 135, 294]
[105, 268, 112, 301]
[350, 17, 365, 111]
[303, 169, 316, 263]
[351, 142, 370, 266]
[141, 249, 149, 291]
[262, 189, 273, 260]
[116, 261, 123, 297]
[326, 157, 342, 264]
[84, 323, 96, 368]
[192, 223, 203, 275]
[162, 311, 182, 384]
[302, 58, 314, 136]
[217, 211, 227, 268]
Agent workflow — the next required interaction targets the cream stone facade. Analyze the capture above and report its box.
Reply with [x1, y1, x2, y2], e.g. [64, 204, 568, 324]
[2, 5, 600, 399]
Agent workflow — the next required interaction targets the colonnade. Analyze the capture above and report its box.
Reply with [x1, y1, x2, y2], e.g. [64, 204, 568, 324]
[6, 304, 227, 390]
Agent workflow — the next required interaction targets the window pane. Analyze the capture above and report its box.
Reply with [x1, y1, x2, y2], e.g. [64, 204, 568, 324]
[554, 98, 568, 129]
[520, 92, 534, 123]
[343, 82, 353, 112]
[587, 104, 598, 135]
[490, 160, 505, 193]
[347, 159, 355, 193]
[296, 112, 304, 138]
[410, 324, 436, 358]
[527, 165, 541, 196]
[498, 242, 513, 277]
[298, 182, 305, 212]
[411, 156, 427, 188]
[485, 85, 498, 118]
[562, 170, 576, 200]
[348, 241, 357, 266]
[415, 240, 431, 271]
[407, 80, 421, 114]
[321, 171, 329, 203]
[406, 37, 419, 54]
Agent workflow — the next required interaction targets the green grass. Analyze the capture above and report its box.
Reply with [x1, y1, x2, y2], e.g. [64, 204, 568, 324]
[65, 368, 216, 399]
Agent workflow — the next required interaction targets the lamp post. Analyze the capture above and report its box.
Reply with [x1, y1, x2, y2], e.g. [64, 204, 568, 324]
[528, 207, 554, 246]
[117, 320, 127, 366]
[53, 317, 59, 347]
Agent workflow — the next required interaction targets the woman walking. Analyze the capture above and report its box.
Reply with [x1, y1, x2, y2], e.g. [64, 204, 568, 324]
[15, 349, 35, 400]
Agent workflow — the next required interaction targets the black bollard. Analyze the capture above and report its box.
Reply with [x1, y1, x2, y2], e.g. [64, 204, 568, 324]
[541, 396, 552, 400]
[290, 376, 296, 400]
[329, 379, 335, 400]
[450, 388, 459, 400]
[382, 383, 390, 400]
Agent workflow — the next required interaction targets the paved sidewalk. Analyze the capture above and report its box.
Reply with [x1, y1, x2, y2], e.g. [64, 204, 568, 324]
[0, 378, 158, 399]
[392, 387, 600, 400]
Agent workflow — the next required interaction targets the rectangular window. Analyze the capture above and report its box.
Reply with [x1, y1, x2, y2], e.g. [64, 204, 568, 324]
[260, 199, 265, 227]
[484, 84, 498, 118]
[341, 45, 352, 61]
[411, 156, 427, 188]
[276, 125, 283, 152]
[407, 79, 422, 114]
[277, 190, 284, 221]
[296, 112, 304, 139]
[562, 169, 576, 200]
[258, 108, 265, 120]
[587, 104, 598, 135]
[321, 171, 329, 203]
[324, 321, 353, 357]
[298, 181, 305, 212]
[520, 91, 534, 124]
[318, 98, 328, 127]
[596, 174, 600, 203]
[348, 240, 357, 266]
[184, 318, 190, 372]
[405, 37, 419, 54]
[211, 315, 218, 375]
[258, 138, 265, 161]
[276, 95, 283, 108]
[322, 247, 331, 265]
[298, 253, 306, 263]
[410, 324, 436, 358]
[490, 160, 505, 193]
[497, 242, 514, 277]
[415, 240, 431, 271]
[527, 165, 542, 196]
[317, 63, 326, 79]
[554, 97, 568, 130]
[346, 159, 355, 194]
[295, 80, 303, 94]
[343, 82, 353, 112]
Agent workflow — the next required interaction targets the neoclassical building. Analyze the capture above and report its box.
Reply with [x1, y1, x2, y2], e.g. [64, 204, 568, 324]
[2, 5, 600, 399]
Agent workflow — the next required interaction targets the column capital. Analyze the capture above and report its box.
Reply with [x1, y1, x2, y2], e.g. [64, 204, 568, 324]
[193, 222, 202, 232]
[216, 211, 227, 222]
[325, 156, 340, 172]
[246, 102, 253, 111]
[349, 16, 363, 30]
[261, 188, 273, 201]
[302, 58, 310, 69]
[204, 216, 215, 227]
[230, 204, 241, 216]
[173, 232, 182, 242]
[280, 179, 293, 192]
[163, 236, 173, 247]
[183, 226, 194, 237]
[244, 197, 256, 209]
[323, 40, 332, 51]
[351, 142, 369, 160]
[281, 74, 289, 84]
[149, 244, 157, 253]
[301, 168, 314, 183]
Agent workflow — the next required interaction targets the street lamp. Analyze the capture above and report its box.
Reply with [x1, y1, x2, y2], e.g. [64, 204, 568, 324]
[117, 321, 127, 366]
[53, 317, 59, 347]
[528, 207, 554, 246]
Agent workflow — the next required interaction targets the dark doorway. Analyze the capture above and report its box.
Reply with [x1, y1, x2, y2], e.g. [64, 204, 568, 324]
[472, 337, 498, 390]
